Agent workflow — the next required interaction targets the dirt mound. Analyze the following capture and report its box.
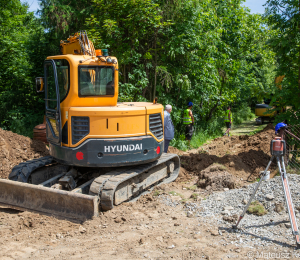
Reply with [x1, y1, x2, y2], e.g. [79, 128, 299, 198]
[197, 164, 236, 191]
[180, 124, 276, 182]
[202, 123, 275, 156]
[0, 128, 49, 179]
[167, 146, 184, 155]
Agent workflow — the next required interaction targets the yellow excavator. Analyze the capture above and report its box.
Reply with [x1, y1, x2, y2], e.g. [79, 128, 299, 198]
[0, 32, 180, 220]
[255, 76, 287, 124]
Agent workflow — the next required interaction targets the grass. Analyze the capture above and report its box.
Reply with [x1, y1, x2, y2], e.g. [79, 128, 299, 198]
[187, 185, 197, 191]
[190, 131, 220, 150]
[247, 201, 267, 216]
[170, 117, 223, 151]
[169, 190, 187, 203]
[248, 124, 266, 136]
[153, 190, 162, 196]
[169, 191, 184, 199]
[229, 119, 265, 136]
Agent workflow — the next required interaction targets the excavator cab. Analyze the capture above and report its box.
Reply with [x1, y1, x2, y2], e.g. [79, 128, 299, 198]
[38, 52, 165, 167]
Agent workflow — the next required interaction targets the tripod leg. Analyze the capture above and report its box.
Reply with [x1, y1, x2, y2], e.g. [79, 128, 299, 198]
[278, 156, 300, 248]
[233, 156, 274, 229]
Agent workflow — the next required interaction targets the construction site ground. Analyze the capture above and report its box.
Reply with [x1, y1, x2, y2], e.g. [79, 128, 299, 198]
[1, 124, 300, 259]
[228, 119, 265, 136]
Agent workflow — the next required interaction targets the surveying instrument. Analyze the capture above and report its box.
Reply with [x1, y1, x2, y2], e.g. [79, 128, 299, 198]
[233, 125, 300, 248]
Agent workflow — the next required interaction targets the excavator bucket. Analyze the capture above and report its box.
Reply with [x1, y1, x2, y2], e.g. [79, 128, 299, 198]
[0, 179, 99, 220]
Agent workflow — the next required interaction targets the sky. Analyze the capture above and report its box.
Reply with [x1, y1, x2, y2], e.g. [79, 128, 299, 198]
[21, 0, 39, 13]
[243, 0, 267, 14]
[21, 0, 266, 14]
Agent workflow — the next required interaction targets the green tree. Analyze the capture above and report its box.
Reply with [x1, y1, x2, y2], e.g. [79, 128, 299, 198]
[84, 0, 276, 134]
[0, 0, 46, 136]
[264, 0, 300, 124]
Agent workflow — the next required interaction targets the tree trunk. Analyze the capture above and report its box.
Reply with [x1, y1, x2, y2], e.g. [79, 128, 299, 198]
[206, 79, 224, 120]
[206, 102, 219, 121]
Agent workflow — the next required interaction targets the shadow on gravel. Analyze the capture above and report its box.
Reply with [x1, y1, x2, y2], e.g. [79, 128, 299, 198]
[243, 220, 289, 229]
[219, 226, 295, 249]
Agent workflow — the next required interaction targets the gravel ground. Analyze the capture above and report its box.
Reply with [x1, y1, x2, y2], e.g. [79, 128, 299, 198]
[160, 174, 300, 251]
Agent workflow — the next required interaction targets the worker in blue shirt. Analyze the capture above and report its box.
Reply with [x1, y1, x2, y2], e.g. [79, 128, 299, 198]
[164, 105, 174, 153]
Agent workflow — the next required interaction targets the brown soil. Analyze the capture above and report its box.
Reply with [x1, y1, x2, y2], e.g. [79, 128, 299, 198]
[167, 146, 184, 156]
[0, 124, 289, 259]
[0, 192, 276, 260]
[197, 164, 236, 191]
[0, 128, 49, 179]
[176, 123, 277, 184]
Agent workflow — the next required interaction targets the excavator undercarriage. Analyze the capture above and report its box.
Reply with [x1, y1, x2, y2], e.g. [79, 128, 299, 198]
[0, 153, 179, 220]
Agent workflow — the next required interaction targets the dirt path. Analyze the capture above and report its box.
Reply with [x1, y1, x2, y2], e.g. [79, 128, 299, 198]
[227, 119, 265, 136]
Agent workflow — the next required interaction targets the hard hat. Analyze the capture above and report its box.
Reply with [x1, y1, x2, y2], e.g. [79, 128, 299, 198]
[275, 122, 287, 134]
[188, 102, 193, 107]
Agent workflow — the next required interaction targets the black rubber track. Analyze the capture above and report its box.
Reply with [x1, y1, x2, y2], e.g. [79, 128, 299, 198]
[99, 153, 180, 210]
[9, 156, 55, 183]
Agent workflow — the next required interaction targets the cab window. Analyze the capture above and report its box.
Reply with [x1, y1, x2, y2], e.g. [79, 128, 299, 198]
[78, 66, 114, 97]
[45, 59, 70, 110]
[55, 59, 70, 102]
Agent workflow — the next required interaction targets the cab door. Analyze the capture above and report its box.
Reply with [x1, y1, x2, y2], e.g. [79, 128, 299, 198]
[44, 60, 61, 145]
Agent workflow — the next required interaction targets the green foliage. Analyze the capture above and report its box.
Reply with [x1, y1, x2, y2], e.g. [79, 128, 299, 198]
[264, 0, 300, 124]
[232, 104, 256, 125]
[39, 0, 92, 34]
[248, 125, 266, 136]
[85, 0, 277, 126]
[0, 0, 282, 144]
[0, 0, 46, 136]
[2, 108, 44, 138]
[170, 134, 189, 151]
[190, 130, 220, 149]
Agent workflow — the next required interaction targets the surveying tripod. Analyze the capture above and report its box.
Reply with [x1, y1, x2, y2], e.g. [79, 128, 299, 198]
[233, 136, 300, 248]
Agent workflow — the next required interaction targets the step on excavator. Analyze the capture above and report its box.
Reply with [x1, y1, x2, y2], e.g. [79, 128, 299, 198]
[0, 31, 180, 220]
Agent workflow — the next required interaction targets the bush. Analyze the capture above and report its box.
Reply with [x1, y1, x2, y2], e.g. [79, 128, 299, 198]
[190, 130, 219, 149]
[170, 116, 224, 151]
[1, 108, 44, 138]
[232, 104, 255, 125]
[170, 134, 189, 151]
